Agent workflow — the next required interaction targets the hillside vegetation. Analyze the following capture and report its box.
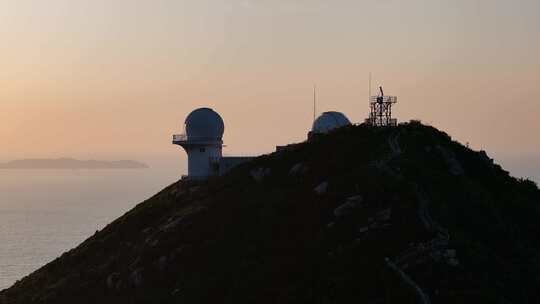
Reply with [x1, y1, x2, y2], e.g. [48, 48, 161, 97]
[1, 122, 539, 304]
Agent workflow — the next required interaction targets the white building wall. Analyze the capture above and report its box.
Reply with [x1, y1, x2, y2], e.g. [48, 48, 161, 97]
[186, 145, 222, 178]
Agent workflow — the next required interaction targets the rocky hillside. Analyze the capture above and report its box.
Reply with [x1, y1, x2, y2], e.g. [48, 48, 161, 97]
[1, 122, 539, 304]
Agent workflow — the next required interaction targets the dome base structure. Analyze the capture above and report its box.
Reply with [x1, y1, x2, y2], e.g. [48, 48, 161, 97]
[172, 107, 254, 180]
[173, 139, 223, 179]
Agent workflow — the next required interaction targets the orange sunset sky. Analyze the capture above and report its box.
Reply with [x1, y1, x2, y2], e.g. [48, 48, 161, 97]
[1, 0, 539, 178]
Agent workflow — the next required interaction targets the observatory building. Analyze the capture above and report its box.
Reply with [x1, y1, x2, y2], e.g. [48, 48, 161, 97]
[172, 108, 253, 180]
[173, 85, 397, 179]
[308, 111, 351, 140]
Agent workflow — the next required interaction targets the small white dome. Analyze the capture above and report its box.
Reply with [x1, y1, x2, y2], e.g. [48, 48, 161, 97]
[312, 111, 351, 134]
[184, 108, 224, 140]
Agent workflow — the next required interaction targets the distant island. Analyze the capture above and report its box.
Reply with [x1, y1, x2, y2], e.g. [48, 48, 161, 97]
[0, 158, 149, 169]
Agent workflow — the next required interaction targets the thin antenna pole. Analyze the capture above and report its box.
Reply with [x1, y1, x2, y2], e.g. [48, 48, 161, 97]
[368, 72, 372, 101]
[313, 84, 317, 122]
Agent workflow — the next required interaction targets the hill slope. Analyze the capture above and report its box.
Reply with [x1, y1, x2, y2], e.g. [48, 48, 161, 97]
[1, 122, 539, 304]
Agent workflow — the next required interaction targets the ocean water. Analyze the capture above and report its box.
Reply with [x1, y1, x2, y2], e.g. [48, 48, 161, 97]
[0, 168, 180, 290]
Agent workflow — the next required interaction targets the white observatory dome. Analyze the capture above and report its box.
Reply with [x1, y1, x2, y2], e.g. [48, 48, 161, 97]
[312, 111, 351, 134]
[184, 107, 225, 140]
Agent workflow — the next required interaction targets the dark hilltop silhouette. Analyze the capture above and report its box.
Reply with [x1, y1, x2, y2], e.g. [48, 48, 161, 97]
[1, 122, 539, 303]
[0, 158, 148, 170]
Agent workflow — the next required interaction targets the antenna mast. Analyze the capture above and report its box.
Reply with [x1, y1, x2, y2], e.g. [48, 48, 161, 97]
[313, 84, 317, 122]
[368, 72, 372, 102]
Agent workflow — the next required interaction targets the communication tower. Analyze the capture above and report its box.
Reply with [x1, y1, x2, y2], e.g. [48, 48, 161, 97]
[366, 86, 398, 127]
